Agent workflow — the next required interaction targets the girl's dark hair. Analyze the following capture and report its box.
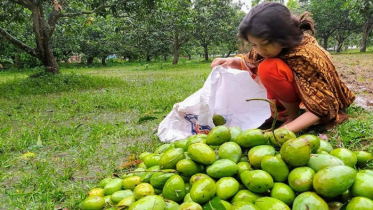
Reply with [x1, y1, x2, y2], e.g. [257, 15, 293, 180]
[237, 2, 315, 48]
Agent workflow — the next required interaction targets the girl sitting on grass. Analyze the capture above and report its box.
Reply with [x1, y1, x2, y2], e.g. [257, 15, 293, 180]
[211, 2, 355, 133]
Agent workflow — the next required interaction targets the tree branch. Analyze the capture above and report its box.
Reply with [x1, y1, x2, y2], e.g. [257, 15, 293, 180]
[0, 27, 37, 58]
[60, 5, 113, 18]
[10, 0, 32, 9]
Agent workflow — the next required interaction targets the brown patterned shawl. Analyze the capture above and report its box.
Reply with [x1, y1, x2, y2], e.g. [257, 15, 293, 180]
[242, 33, 355, 125]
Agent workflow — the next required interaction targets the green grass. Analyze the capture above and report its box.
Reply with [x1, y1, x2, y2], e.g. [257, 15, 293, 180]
[0, 57, 372, 209]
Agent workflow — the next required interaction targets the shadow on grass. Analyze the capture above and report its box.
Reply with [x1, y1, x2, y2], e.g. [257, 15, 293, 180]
[0, 71, 126, 98]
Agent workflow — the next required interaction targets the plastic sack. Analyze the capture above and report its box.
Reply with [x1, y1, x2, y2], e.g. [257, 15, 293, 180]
[157, 65, 271, 142]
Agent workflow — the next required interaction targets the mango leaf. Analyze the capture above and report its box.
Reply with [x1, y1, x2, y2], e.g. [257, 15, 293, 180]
[203, 196, 226, 210]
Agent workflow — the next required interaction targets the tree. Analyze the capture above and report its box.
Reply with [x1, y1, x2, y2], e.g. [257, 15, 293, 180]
[308, 0, 347, 49]
[346, 0, 373, 52]
[0, 0, 118, 73]
[156, 0, 194, 64]
[192, 0, 243, 61]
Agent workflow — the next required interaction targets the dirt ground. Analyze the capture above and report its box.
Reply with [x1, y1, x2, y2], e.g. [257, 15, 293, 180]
[332, 53, 373, 110]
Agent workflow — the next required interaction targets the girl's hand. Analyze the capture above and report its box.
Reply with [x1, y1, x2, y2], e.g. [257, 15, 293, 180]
[211, 58, 241, 69]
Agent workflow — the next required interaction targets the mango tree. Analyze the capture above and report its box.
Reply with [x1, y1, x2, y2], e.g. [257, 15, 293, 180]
[346, 0, 373, 52]
[0, 0, 156, 73]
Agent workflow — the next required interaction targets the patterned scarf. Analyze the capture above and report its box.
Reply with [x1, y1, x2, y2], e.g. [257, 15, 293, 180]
[243, 33, 355, 125]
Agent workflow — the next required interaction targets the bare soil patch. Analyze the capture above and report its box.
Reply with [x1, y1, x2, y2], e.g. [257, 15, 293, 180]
[333, 53, 373, 110]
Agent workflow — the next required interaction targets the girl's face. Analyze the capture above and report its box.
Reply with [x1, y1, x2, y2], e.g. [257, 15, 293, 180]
[247, 35, 283, 58]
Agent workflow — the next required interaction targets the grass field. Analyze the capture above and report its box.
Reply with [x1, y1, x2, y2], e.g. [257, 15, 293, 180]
[0, 57, 372, 209]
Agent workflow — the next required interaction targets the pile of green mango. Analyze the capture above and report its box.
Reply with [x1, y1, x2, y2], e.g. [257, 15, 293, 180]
[79, 125, 373, 210]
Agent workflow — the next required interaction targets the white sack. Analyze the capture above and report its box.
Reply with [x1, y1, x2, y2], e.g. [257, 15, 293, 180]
[158, 65, 271, 142]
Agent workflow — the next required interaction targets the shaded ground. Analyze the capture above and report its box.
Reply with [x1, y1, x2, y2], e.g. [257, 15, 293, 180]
[333, 54, 373, 110]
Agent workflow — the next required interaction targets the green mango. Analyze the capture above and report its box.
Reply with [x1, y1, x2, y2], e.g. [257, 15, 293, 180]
[236, 161, 252, 175]
[292, 192, 328, 210]
[103, 195, 113, 206]
[218, 141, 242, 163]
[313, 165, 357, 198]
[98, 177, 112, 188]
[212, 114, 226, 126]
[139, 152, 151, 160]
[79, 196, 105, 210]
[307, 154, 345, 172]
[183, 193, 193, 203]
[187, 143, 216, 165]
[216, 177, 240, 200]
[351, 170, 373, 200]
[154, 143, 174, 154]
[150, 170, 175, 190]
[221, 200, 232, 210]
[179, 202, 202, 210]
[248, 145, 276, 168]
[288, 167, 315, 193]
[162, 174, 186, 203]
[164, 199, 180, 210]
[298, 134, 321, 153]
[143, 153, 161, 168]
[318, 140, 333, 153]
[330, 148, 357, 167]
[240, 170, 274, 193]
[104, 178, 123, 195]
[205, 125, 231, 146]
[229, 126, 243, 143]
[159, 148, 185, 169]
[186, 134, 208, 148]
[270, 183, 295, 206]
[173, 138, 189, 151]
[261, 155, 289, 182]
[353, 151, 373, 167]
[128, 195, 165, 210]
[110, 189, 134, 204]
[267, 128, 296, 147]
[137, 162, 147, 169]
[345, 197, 373, 210]
[185, 183, 192, 194]
[87, 188, 105, 197]
[280, 138, 311, 167]
[231, 201, 261, 210]
[140, 165, 160, 183]
[206, 159, 238, 178]
[328, 202, 344, 210]
[189, 173, 211, 185]
[230, 189, 261, 204]
[190, 177, 216, 204]
[133, 183, 155, 200]
[254, 197, 290, 210]
[236, 128, 268, 148]
[117, 196, 136, 209]
[176, 159, 204, 177]
[122, 176, 141, 190]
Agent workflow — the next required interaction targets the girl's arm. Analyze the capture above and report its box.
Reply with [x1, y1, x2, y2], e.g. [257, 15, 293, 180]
[282, 111, 320, 133]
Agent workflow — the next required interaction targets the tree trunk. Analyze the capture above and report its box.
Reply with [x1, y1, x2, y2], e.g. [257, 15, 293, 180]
[101, 57, 106, 66]
[31, 4, 59, 73]
[87, 57, 94, 64]
[225, 51, 232, 57]
[360, 20, 373, 52]
[16, 55, 23, 69]
[203, 45, 209, 61]
[322, 37, 328, 50]
[172, 30, 180, 65]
